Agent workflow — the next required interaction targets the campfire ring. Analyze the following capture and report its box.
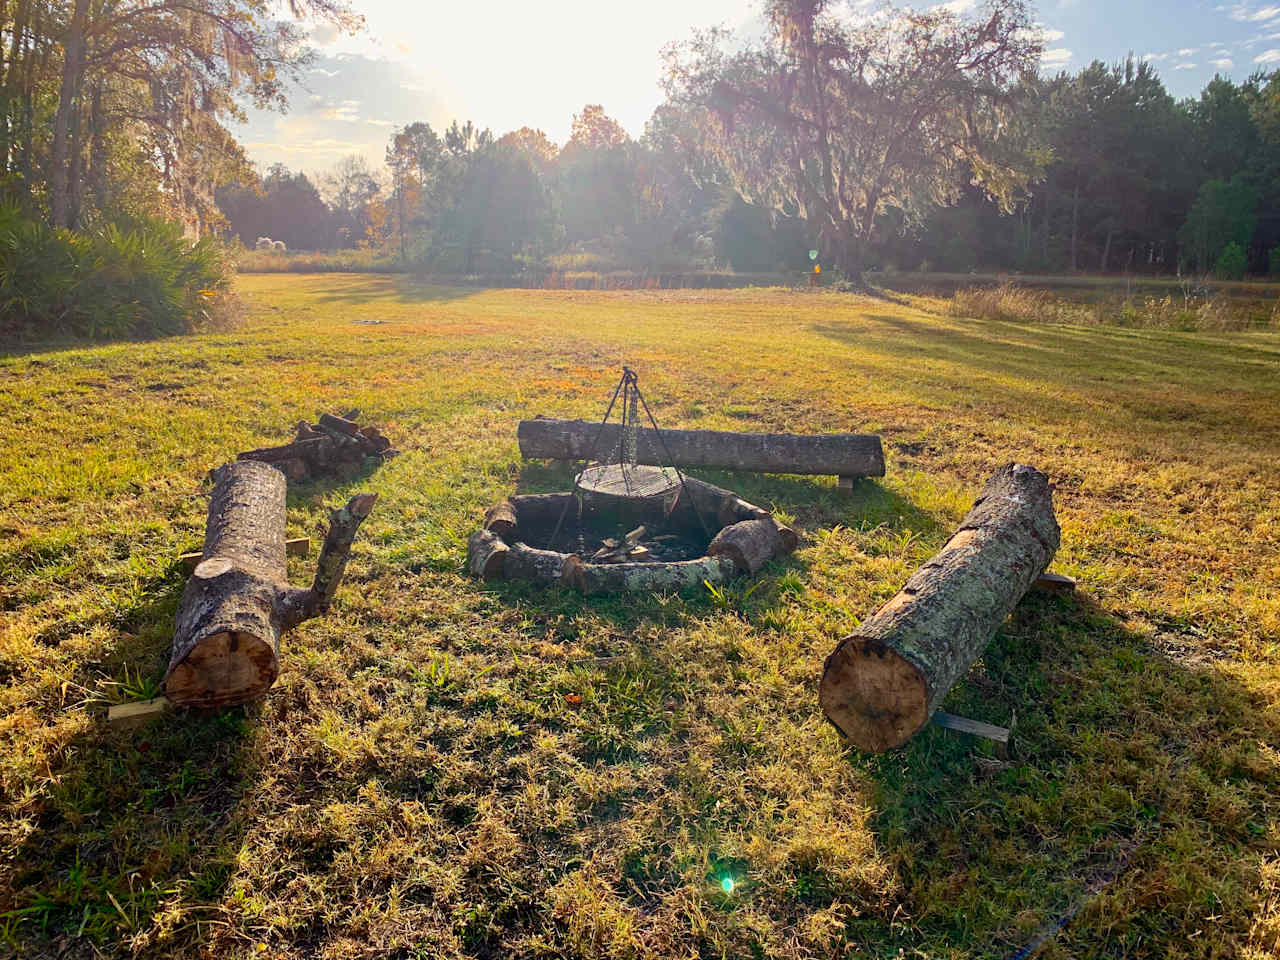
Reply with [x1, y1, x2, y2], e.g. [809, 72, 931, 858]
[468, 473, 798, 595]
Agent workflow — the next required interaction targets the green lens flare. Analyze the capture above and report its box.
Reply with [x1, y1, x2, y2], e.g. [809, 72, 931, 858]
[720, 876, 734, 893]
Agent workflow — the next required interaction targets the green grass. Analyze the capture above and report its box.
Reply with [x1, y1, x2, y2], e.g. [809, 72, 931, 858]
[2, 274, 1278, 958]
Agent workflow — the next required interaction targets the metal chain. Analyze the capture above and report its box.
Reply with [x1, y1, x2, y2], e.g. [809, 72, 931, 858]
[623, 376, 639, 466]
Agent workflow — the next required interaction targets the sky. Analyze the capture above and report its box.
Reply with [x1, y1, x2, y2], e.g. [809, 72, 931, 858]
[237, 0, 1280, 177]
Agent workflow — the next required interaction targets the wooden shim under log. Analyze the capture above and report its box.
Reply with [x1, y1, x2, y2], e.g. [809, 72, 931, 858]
[931, 711, 1011, 744]
[707, 518, 787, 575]
[107, 696, 172, 723]
[468, 529, 510, 580]
[164, 461, 376, 709]
[819, 463, 1060, 753]
[518, 418, 886, 478]
[1034, 571, 1076, 593]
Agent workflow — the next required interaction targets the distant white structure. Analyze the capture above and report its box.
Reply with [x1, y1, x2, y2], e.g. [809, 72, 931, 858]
[254, 237, 287, 252]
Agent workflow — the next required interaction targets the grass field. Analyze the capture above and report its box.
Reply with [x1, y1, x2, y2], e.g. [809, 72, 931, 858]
[2, 274, 1279, 959]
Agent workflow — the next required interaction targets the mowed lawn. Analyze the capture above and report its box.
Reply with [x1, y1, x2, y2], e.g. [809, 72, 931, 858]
[2, 274, 1279, 959]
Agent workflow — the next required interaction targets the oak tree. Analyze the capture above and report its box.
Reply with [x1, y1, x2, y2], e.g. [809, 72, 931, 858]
[663, 0, 1042, 281]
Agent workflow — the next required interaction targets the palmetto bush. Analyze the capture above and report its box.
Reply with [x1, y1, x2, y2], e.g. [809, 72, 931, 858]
[0, 205, 232, 342]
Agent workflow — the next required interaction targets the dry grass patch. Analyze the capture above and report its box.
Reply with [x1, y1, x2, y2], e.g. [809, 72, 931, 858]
[949, 279, 1280, 331]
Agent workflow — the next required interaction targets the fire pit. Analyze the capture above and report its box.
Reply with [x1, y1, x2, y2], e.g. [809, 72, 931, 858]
[468, 472, 796, 595]
[468, 368, 797, 594]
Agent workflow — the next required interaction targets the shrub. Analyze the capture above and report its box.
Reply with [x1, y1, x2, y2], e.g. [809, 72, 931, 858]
[0, 206, 232, 342]
[1213, 242, 1247, 281]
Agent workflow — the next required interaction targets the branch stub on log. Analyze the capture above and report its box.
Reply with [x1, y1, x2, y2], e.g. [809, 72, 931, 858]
[165, 461, 376, 709]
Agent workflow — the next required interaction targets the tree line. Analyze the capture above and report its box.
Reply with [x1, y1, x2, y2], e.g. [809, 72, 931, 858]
[6, 0, 1280, 282]
[0, 0, 357, 233]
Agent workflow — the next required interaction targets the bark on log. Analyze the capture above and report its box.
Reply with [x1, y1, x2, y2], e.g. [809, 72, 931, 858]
[164, 461, 376, 709]
[707, 518, 788, 575]
[238, 437, 333, 464]
[506, 493, 579, 542]
[318, 412, 362, 437]
[819, 463, 1059, 753]
[518, 418, 885, 477]
[666, 476, 768, 534]
[579, 555, 735, 596]
[469, 529, 510, 580]
[503, 541, 583, 587]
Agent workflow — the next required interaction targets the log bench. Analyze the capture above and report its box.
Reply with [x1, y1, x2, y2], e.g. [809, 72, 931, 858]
[517, 418, 885, 487]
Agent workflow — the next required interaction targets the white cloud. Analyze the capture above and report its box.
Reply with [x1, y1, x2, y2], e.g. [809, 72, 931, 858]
[1039, 27, 1065, 42]
[1142, 52, 1168, 61]
[1041, 47, 1072, 67]
[1256, 47, 1280, 62]
[1229, 3, 1280, 19]
[1175, 61, 1197, 69]
[237, 53, 454, 172]
[1177, 47, 1198, 56]
[1208, 57, 1235, 68]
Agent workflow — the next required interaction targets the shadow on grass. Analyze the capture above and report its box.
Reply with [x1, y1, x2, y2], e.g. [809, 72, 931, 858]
[466, 462, 940, 630]
[291, 275, 483, 308]
[812, 317, 1280, 445]
[515, 460, 941, 537]
[0, 477, 382, 953]
[851, 588, 1279, 957]
[2, 699, 259, 952]
[0, 553, 266, 951]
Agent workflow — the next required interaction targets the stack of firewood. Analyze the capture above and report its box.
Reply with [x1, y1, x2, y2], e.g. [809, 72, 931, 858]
[236, 408, 398, 483]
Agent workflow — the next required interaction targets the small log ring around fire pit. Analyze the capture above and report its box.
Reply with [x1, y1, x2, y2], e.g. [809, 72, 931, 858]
[468, 475, 799, 595]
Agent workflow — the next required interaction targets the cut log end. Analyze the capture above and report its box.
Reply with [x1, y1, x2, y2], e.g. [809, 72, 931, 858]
[707, 518, 784, 575]
[468, 529, 510, 580]
[819, 635, 930, 753]
[484, 501, 518, 538]
[194, 557, 234, 580]
[165, 630, 279, 709]
[347, 492, 379, 520]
